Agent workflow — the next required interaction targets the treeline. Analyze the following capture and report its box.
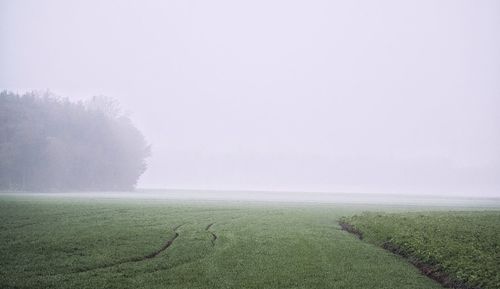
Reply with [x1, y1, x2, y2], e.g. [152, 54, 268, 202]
[0, 91, 150, 191]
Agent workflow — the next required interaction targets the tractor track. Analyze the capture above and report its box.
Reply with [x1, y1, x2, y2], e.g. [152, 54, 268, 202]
[205, 222, 217, 246]
[68, 224, 184, 274]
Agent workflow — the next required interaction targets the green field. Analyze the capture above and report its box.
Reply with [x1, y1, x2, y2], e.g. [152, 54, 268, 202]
[0, 195, 496, 289]
[341, 212, 500, 289]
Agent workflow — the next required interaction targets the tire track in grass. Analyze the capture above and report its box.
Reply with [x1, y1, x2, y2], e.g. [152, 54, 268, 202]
[140, 233, 179, 260]
[70, 224, 184, 274]
[205, 223, 217, 246]
[150, 223, 219, 273]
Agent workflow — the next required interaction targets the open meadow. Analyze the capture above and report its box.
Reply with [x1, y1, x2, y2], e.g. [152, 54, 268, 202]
[2, 1, 499, 288]
[0, 193, 499, 289]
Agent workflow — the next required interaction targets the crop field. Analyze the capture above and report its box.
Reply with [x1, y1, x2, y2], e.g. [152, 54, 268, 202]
[0, 194, 497, 289]
[341, 212, 500, 289]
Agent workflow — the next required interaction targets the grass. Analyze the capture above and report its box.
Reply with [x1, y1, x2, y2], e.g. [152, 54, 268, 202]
[341, 211, 500, 289]
[0, 195, 481, 289]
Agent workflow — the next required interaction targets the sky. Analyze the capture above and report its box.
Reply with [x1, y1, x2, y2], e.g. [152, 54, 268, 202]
[1, 0, 499, 196]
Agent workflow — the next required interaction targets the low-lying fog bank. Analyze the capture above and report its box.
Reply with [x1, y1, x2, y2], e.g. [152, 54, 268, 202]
[1, 190, 499, 207]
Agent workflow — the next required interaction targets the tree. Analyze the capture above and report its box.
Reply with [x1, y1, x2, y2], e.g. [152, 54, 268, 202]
[0, 91, 150, 191]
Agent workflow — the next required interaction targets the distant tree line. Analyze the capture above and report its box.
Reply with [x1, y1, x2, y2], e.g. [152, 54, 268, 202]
[0, 91, 150, 191]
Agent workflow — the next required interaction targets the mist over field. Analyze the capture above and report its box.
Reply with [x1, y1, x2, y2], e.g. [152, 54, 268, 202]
[1, 2, 500, 289]
[1, 0, 499, 198]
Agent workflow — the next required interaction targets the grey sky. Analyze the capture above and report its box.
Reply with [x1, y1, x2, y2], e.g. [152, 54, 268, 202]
[1, 0, 499, 196]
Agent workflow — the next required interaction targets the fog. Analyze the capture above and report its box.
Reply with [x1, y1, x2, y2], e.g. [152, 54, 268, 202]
[1, 0, 499, 197]
[3, 190, 499, 209]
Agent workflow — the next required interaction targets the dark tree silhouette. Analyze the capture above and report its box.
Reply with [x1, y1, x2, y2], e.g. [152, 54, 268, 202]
[0, 91, 150, 191]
